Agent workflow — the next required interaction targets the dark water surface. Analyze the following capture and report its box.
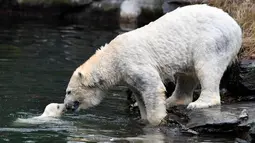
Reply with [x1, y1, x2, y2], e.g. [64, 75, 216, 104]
[0, 21, 236, 143]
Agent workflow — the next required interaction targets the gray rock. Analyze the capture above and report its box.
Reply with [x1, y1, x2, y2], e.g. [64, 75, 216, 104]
[235, 138, 249, 143]
[70, 0, 92, 5]
[165, 102, 255, 141]
[239, 109, 249, 121]
[162, 0, 208, 13]
[251, 125, 255, 142]
[220, 59, 255, 101]
[17, 0, 73, 5]
[239, 60, 255, 94]
[187, 108, 240, 131]
[17, 0, 93, 5]
[91, 0, 123, 11]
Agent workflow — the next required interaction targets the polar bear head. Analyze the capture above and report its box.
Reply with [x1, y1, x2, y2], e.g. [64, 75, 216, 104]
[64, 63, 105, 112]
[41, 103, 66, 118]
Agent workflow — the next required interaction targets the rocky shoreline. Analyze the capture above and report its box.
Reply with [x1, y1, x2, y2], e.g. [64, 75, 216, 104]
[163, 102, 255, 142]
[222, 59, 255, 100]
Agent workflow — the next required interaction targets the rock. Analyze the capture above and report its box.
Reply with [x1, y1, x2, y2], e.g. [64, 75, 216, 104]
[140, 0, 164, 10]
[162, 0, 208, 13]
[165, 102, 255, 141]
[17, 0, 73, 5]
[119, 0, 141, 24]
[162, 0, 190, 13]
[239, 109, 249, 120]
[251, 125, 255, 142]
[227, 60, 255, 97]
[220, 59, 255, 102]
[119, 0, 164, 30]
[70, 0, 93, 5]
[239, 60, 255, 94]
[17, 0, 93, 6]
[186, 108, 240, 132]
[91, 0, 123, 11]
[235, 138, 250, 143]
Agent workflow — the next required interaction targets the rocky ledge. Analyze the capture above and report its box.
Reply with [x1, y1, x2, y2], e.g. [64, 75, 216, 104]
[162, 102, 255, 142]
[222, 59, 255, 100]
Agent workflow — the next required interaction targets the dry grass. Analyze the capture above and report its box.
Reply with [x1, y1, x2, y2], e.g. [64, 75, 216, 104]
[208, 0, 255, 59]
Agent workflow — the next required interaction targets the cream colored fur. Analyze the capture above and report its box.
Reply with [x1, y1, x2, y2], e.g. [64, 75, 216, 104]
[64, 4, 242, 126]
[35, 103, 66, 118]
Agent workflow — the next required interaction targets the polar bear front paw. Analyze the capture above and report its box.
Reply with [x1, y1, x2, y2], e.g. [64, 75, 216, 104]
[147, 111, 167, 126]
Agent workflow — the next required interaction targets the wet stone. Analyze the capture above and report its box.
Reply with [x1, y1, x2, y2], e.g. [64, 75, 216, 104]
[239, 60, 255, 94]
[164, 102, 255, 141]
[223, 59, 255, 98]
[251, 126, 255, 142]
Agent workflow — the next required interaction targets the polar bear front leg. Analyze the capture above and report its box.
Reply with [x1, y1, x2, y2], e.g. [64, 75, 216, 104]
[166, 74, 198, 109]
[141, 84, 167, 126]
[126, 67, 167, 126]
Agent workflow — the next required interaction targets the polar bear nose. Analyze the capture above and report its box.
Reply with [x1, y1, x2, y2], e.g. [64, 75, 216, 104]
[65, 101, 79, 111]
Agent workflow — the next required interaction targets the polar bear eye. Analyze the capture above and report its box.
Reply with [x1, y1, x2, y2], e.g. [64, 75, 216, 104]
[67, 91, 71, 95]
[57, 105, 60, 109]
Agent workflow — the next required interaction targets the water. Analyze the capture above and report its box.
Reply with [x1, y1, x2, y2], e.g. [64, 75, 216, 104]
[0, 20, 236, 142]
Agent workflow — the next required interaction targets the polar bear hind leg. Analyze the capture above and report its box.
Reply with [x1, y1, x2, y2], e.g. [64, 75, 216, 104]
[187, 41, 234, 109]
[166, 74, 198, 109]
[133, 93, 147, 120]
[187, 63, 224, 109]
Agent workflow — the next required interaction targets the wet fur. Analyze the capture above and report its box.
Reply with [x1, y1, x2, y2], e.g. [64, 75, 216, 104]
[64, 4, 242, 125]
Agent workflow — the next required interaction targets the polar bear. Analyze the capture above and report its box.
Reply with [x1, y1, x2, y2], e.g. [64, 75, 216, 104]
[34, 103, 66, 118]
[64, 4, 242, 125]
[14, 103, 66, 125]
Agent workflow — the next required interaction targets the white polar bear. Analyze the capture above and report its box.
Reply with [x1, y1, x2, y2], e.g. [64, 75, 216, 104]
[35, 103, 66, 118]
[14, 103, 66, 125]
[64, 4, 242, 125]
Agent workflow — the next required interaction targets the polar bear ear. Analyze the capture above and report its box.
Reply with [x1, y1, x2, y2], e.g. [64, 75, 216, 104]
[78, 72, 85, 83]
[78, 72, 86, 86]
[78, 72, 83, 79]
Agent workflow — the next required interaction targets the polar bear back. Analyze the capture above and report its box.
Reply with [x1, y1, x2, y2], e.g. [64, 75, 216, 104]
[110, 4, 242, 80]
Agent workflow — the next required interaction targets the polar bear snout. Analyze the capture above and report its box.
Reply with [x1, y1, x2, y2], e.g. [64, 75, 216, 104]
[65, 101, 80, 112]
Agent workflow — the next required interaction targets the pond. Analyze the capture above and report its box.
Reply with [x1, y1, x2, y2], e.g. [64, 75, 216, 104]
[0, 20, 236, 142]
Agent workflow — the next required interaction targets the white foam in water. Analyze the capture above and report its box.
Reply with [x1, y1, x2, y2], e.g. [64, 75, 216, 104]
[11, 115, 74, 133]
[14, 116, 65, 125]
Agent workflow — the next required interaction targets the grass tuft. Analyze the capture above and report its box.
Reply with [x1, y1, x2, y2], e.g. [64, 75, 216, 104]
[208, 0, 255, 58]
